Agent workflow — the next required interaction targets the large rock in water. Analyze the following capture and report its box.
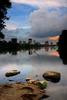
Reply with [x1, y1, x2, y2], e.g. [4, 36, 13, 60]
[5, 70, 20, 77]
[43, 71, 61, 83]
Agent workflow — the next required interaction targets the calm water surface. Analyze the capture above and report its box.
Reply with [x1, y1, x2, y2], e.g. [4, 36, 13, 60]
[0, 48, 67, 100]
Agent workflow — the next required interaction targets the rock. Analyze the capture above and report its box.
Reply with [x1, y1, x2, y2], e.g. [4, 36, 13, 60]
[26, 79, 37, 84]
[5, 70, 20, 77]
[43, 71, 61, 83]
[36, 81, 48, 89]
[40, 81, 48, 89]
[39, 94, 49, 100]
[26, 78, 31, 82]
[26, 79, 48, 89]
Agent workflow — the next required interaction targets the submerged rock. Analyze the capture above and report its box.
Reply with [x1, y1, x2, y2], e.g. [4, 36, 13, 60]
[5, 70, 20, 77]
[43, 71, 61, 83]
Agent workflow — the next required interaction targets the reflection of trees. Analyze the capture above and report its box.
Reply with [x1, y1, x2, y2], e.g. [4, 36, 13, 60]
[44, 41, 49, 47]
[44, 46, 58, 52]
[0, 39, 58, 55]
[58, 30, 67, 64]
[0, 39, 41, 55]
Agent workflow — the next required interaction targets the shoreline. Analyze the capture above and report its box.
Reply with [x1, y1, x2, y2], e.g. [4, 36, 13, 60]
[0, 81, 49, 100]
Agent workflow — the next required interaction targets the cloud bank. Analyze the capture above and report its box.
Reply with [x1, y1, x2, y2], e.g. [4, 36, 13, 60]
[30, 8, 67, 38]
[6, 0, 67, 39]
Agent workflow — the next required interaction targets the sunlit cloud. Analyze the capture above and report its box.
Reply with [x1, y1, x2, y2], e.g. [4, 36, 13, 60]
[49, 36, 59, 41]
[11, 0, 38, 5]
[11, 0, 67, 7]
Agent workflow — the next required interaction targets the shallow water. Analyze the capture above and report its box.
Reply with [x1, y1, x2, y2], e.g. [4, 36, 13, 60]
[0, 48, 67, 100]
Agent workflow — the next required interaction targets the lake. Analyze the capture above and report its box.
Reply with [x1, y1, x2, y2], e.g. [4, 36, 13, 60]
[0, 47, 67, 100]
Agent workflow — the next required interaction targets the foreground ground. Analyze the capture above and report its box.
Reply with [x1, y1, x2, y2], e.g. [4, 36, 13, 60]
[0, 82, 49, 100]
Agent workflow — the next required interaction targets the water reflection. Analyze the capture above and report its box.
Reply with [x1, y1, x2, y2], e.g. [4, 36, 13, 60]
[0, 46, 67, 99]
[0, 46, 64, 84]
[50, 51, 59, 57]
[45, 46, 49, 52]
[0, 45, 58, 56]
[28, 49, 33, 55]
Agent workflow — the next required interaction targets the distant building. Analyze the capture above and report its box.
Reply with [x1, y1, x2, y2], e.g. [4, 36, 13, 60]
[28, 38, 32, 44]
[50, 42, 53, 46]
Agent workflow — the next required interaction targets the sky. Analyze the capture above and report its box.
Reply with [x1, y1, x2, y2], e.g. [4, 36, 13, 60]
[4, 0, 67, 39]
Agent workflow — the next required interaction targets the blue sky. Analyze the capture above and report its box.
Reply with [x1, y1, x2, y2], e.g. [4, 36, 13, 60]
[6, 2, 38, 29]
[5, 0, 67, 38]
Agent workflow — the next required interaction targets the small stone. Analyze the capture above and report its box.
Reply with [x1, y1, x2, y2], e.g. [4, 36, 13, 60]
[26, 78, 31, 82]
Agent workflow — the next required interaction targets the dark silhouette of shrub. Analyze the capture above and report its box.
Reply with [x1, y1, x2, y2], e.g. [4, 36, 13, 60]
[0, 0, 11, 39]
[58, 30, 67, 64]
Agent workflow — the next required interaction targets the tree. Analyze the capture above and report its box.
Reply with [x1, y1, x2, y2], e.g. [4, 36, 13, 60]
[58, 30, 67, 64]
[0, 0, 11, 39]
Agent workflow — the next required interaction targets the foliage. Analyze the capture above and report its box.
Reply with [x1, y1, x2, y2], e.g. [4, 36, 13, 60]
[0, 0, 11, 38]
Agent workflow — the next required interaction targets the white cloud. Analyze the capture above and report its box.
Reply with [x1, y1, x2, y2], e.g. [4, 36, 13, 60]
[30, 8, 67, 38]
[6, 22, 17, 30]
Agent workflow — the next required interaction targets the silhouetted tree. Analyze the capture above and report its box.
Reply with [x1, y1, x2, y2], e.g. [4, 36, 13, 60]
[0, 0, 11, 39]
[58, 30, 67, 64]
